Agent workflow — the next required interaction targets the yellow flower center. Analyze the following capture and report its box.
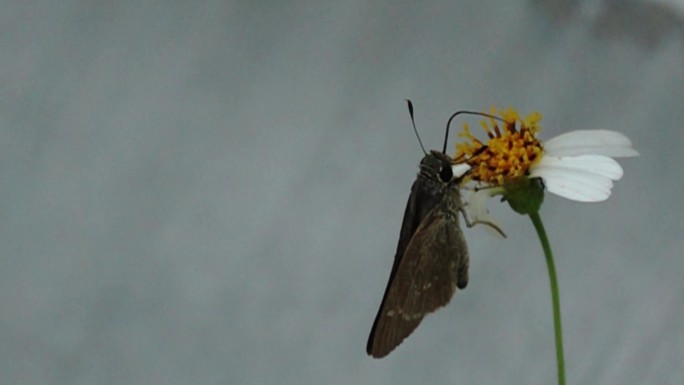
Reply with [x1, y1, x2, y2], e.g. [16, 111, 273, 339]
[454, 108, 544, 186]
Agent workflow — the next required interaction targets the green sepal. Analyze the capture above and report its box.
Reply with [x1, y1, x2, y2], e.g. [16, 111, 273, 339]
[503, 177, 545, 215]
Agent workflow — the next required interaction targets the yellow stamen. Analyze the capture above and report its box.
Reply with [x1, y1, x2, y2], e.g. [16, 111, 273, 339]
[454, 108, 544, 186]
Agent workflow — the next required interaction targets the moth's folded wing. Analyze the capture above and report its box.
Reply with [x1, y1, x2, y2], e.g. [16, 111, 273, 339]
[367, 207, 467, 358]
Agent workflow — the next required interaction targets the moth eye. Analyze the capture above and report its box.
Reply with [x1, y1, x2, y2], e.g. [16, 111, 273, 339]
[439, 165, 453, 182]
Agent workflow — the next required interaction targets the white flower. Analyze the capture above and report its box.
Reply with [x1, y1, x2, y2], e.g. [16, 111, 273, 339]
[529, 130, 639, 202]
[453, 109, 638, 203]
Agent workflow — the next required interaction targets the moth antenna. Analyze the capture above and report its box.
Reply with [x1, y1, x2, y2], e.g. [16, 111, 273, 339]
[442, 110, 508, 154]
[406, 100, 427, 155]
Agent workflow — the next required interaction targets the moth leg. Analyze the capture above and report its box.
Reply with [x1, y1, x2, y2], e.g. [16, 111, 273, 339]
[458, 206, 507, 238]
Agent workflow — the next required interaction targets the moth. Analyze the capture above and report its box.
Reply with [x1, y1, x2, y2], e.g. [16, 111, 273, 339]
[366, 101, 502, 358]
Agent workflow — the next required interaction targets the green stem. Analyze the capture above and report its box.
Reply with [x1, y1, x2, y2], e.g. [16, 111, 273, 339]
[529, 211, 565, 385]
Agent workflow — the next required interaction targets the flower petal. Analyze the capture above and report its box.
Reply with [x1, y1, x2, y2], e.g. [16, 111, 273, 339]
[464, 189, 494, 222]
[463, 189, 505, 237]
[452, 163, 471, 178]
[544, 130, 640, 158]
[531, 166, 616, 202]
[532, 154, 624, 180]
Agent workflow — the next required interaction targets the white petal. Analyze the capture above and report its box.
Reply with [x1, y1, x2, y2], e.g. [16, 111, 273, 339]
[532, 166, 616, 202]
[532, 154, 624, 180]
[464, 189, 494, 222]
[544, 130, 639, 158]
[463, 189, 505, 238]
[452, 163, 471, 178]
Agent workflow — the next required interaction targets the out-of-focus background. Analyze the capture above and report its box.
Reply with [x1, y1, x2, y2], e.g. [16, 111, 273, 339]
[1, 1, 682, 384]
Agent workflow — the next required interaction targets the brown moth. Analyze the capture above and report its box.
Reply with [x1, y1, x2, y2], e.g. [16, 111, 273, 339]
[366, 101, 502, 358]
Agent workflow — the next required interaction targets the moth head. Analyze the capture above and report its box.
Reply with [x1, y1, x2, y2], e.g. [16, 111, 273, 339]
[421, 150, 457, 182]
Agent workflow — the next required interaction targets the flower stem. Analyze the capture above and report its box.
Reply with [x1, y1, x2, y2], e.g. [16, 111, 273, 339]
[529, 211, 565, 385]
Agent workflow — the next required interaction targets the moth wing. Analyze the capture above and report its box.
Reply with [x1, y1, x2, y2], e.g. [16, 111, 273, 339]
[367, 205, 469, 358]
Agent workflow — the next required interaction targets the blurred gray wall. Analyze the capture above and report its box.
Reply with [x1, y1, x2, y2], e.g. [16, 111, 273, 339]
[1, 1, 682, 384]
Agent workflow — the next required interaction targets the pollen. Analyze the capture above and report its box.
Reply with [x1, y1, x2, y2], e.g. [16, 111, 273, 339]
[454, 108, 544, 186]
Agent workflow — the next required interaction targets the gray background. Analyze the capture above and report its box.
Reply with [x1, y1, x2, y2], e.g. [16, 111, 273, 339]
[1, 1, 682, 384]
